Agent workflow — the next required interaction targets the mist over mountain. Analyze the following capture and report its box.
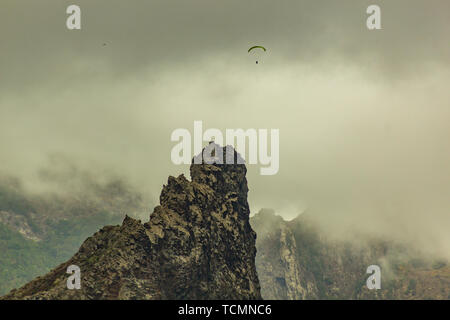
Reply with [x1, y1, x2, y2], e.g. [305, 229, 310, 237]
[1, 149, 448, 299]
[1, 1, 449, 262]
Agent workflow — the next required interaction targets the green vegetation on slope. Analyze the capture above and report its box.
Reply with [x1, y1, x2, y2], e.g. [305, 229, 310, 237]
[0, 212, 122, 295]
[0, 167, 149, 296]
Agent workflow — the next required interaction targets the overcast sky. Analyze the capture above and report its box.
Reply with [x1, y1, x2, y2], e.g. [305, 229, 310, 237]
[1, 1, 449, 257]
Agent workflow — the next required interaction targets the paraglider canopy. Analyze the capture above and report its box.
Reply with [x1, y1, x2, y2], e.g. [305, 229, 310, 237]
[248, 45, 267, 53]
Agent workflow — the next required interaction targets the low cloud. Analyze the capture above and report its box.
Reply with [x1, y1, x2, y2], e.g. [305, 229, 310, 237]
[1, 0, 449, 258]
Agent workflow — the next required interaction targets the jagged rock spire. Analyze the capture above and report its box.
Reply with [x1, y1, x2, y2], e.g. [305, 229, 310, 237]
[2, 144, 261, 300]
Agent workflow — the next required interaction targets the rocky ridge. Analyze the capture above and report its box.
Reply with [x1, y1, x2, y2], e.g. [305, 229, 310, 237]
[2, 144, 261, 300]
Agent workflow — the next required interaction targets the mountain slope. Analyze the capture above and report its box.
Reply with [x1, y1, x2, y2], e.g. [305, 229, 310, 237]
[0, 170, 146, 295]
[2, 144, 261, 300]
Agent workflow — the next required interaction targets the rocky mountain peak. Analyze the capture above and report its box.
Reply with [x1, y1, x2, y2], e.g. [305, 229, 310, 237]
[2, 144, 261, 300]
[191, 142, 247, 192]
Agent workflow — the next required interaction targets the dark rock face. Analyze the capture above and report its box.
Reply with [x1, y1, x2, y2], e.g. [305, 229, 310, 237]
[251, 209, 450, 300]
[2, 144, 261, 300]
[251, 209, 320, 300]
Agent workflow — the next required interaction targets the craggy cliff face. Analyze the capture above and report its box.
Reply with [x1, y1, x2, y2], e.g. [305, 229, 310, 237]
[2, 144, 261, 300]
[252, 209, 450, 300]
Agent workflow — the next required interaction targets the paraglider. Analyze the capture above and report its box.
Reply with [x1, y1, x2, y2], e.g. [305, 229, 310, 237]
[248, 46, 267, 64]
